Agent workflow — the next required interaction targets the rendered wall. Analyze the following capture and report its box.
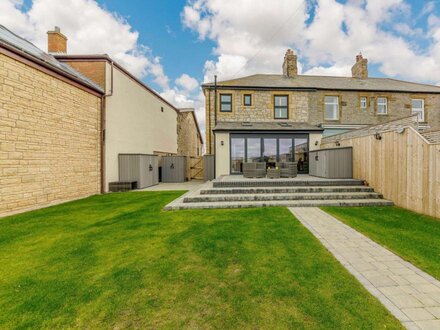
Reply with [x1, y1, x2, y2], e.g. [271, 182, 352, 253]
[104, 66, 178, 190]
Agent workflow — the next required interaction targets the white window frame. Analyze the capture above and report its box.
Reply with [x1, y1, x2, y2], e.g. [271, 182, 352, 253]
[360, 97, 367, 109]
[411, 99, 425, 122]
[377, 97, 388, 115]
[324, 96, 339, 120]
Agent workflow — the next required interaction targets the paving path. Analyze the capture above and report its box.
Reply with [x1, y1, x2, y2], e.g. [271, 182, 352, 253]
[289, 207, 440, 330]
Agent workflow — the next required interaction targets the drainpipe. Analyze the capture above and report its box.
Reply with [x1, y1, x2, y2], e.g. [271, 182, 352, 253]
[100, 60, 114, 193]
[207, 88, 211, 154]
[213, 75, 217, 177]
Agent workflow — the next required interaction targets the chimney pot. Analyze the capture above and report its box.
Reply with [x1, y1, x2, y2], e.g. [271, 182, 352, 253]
[47, 27, 67, 54]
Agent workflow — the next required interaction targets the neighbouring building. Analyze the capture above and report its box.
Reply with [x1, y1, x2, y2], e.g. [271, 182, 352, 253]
[0, 25, 104, 217]
[50, 28, 199, 191]
[177, 108, 203, 179]
[203, 49, 440, 177]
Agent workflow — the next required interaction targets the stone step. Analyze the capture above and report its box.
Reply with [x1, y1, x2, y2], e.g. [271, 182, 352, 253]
[184, 192, 382, 203]
[213, 179, 365, 188]
[164, 199, 394, 210]
[200, 186, 374, 195]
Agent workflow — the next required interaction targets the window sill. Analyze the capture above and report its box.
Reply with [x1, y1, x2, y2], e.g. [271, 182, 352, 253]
[377, 113, 388, 116]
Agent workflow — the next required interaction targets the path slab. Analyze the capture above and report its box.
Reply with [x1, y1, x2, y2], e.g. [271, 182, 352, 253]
[289, 207, 440, 330]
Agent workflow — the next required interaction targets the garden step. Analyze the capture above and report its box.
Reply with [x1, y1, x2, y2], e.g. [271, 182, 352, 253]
[213, 179, 365, 188]
[184, 192, 383, 203]
[164, 199, 394, 210]
[200, 186, 374, 195]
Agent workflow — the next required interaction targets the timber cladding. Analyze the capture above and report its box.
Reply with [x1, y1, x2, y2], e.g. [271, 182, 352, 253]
[322, 128, 440, 218]
[0, 53, 102, 217]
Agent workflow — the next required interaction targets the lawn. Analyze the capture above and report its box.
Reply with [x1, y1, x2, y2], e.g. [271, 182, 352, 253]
[0, 192, 401, 329]
[322, 206, 440, 280]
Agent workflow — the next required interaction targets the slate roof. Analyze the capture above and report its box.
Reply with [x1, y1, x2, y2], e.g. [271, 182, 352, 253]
[213, 121, 323, 132]
[0, 25, 103, 93]
[203, 74, 440, 93]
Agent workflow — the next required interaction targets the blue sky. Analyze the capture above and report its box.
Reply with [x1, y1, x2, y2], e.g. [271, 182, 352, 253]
[94, 0, 440, 91]
[95, 0, 216, 88]
[2, 0, 440, 133]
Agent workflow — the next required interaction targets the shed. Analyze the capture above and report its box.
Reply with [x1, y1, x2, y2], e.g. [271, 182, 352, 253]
[161, 156, 187, 183]
[309, 147, 353, 179]
[118, 154, 159, 188]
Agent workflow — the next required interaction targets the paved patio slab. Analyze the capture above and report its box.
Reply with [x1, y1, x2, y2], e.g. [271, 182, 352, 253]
[289, 207, 440, 330]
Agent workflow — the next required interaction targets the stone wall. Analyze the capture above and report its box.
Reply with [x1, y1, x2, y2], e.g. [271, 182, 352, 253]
[0, 53, 102, 217]
[204, 88, 440, 153]
[177, 111, 203, 179]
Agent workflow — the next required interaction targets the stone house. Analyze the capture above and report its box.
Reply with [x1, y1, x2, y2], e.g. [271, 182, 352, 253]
[0, 25, 104, 217]
[203, 50, 440, 177]
[51, 28, 202, 190]
[177, 108, 203, 179]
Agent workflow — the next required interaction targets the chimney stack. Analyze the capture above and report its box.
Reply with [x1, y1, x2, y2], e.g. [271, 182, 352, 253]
[351, 53, 368, 79]
[47, 26, 67, 53]
[282, 49, 298, 77]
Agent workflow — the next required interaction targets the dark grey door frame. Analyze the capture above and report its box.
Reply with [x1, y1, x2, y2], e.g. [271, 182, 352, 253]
[229, 132, 310, 174]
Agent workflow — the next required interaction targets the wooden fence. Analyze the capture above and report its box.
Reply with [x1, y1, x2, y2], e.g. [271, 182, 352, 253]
[321, 125, 440, 218]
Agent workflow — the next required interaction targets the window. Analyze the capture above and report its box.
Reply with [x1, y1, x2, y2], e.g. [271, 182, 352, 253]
[274, 95, 288, 119]
[324, 96, 339, 120]
[220, 94, 232, 112]
[360, 97, 367, 109]
[411, 99, 424, 122]
[244, 94, 252, 106]
[377, 97, 387, 114]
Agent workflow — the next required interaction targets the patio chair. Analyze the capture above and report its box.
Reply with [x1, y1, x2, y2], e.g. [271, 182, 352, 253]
[243, 162, 266, 178]
[276, 162, 298, 178]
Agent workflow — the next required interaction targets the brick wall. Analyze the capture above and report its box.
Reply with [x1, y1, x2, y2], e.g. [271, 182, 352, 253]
[0, 53, 102, 217]
[63, 61, 106, 89]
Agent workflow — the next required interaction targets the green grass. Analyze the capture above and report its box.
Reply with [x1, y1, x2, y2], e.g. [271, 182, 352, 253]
[322, 206, 440, 280]
[0, 192, 401, 329]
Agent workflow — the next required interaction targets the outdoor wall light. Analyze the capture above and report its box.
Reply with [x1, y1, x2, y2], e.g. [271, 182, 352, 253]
[314, 141, 319, 146]
[375, 132, 382, 140]
[336, 141, 341, 146]
[221, 141, 224, 146]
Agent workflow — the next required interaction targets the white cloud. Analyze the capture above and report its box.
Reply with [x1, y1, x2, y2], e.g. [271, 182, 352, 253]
[0, 0, 169, 85]
[183, 0, 440, 85]
[175, 73, 199, 92]
[183, 0, 309, 82]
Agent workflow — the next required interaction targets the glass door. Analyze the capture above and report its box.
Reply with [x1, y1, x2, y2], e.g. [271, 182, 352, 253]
[231, 138, 245, 174]
[247, 138, 261, 162]
[279, 138, 294, 162]
[294, 138, 309, 173]
[263, 138, 277, 167]
[229, 134, 310, 174]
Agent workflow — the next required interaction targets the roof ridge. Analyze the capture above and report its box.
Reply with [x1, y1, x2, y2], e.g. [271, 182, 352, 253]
[384, 77, 440, 88]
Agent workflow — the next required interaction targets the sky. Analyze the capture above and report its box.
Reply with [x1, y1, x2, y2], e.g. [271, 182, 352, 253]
[1, 0, 440, 139]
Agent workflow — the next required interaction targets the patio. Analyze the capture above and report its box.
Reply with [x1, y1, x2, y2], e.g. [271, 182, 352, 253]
[164, 175, 393, 210]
